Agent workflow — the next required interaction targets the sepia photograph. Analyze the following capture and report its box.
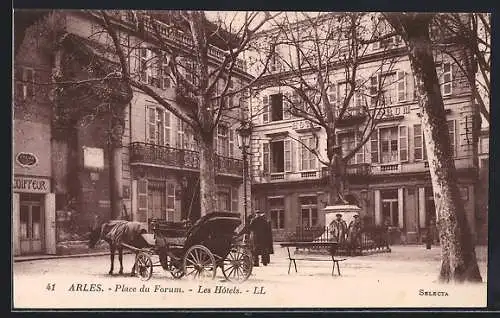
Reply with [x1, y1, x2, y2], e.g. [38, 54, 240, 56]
[12, 9, 490, 309]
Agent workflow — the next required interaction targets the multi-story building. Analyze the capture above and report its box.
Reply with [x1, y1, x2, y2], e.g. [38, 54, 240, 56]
[248, 13, 489, 243]
[13, 10, 250, 255]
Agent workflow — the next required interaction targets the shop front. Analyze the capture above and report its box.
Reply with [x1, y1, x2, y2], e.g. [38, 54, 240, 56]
[13, 175, 56, 256]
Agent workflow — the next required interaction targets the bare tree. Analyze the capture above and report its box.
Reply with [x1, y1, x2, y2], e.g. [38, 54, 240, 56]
[44, 10, 277, 218]
[384, 12, 482, 283]
[256, 12, 400, 204]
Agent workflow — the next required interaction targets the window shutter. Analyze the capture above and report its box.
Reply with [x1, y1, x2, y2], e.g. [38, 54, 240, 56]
[164, 111, 171, 146]
[448, 120, 456, 157]
[397, 71, 406, 102]
[413, 124, 423, 161]
[137, 179, 148, 222]
[442, 62, 452, 96]
[146, 106, 156, 144]
[399, 126, 408, 162]
[166, 182, 175, 220]
[370, 130, 379, 163]
[370, 75, 379, 106]
[356, 132, 364, 164]
[309, 137, 316, 169]
[291, 140, 297, 171]
[231, 187, 239, 212]
[284, 139, 291, 172]
[262, 142, 270, 174]
[262, 95, 269, 123]
[283, 92, 292, 120]
[229, 129, 235, 157]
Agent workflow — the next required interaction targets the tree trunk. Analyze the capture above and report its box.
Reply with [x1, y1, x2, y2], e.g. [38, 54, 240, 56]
[198, 138, 217, 216]
[399, 15, 482, 283]
[109, 144, 123, 220]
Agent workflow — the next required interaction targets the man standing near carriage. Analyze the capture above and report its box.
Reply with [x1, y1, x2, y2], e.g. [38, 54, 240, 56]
[247, 211, 274, 267]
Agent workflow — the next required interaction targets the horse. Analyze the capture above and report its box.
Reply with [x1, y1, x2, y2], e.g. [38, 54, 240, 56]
[88, 217, 149, 276]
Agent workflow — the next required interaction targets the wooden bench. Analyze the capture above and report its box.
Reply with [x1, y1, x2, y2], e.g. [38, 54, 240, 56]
[280, 242, 346, 276]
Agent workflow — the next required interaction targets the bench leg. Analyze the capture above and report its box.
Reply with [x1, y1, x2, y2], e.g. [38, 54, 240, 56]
[336, 261, 341, 276]
[288, 260, 292, 274]
[293, 259, 297, 273]
[287, 259, 297, 274]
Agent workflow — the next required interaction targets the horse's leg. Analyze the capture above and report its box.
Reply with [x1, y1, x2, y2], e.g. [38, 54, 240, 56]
[118, 246, 124, 275]
[131, 252, 137, 277]
[109, 246, 115, 275]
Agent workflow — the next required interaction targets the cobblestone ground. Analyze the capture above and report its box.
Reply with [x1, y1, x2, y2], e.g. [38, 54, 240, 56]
[13, 245, 488, 309]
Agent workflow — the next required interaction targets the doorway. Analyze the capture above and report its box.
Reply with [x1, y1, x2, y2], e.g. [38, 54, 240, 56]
[381, 189, 399, 227]
[19, 193, 44, 254]
[148, 180, 167, 220]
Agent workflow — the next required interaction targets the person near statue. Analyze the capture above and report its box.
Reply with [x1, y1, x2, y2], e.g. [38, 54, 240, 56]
[329, 213, 348, 245]
[347, 214, 363, 255]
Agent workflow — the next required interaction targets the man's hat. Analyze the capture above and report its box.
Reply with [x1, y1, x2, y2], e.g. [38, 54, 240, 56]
[335, 213, 342, 217]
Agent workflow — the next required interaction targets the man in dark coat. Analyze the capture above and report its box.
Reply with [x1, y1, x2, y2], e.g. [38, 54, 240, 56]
[249, 212, 274, 266]
[329, 213, 348, 244]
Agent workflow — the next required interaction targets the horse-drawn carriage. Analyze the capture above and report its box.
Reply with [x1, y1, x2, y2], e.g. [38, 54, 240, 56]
[128, 212, 254, 282]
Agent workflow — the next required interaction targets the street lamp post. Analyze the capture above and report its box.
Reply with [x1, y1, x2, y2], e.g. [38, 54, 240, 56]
[237, 121, 252, 225]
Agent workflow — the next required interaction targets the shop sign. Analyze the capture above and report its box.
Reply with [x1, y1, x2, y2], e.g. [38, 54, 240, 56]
[83, 147, 104, 170]
[13, 176, 50, 194]
[16, 152, 38, 168]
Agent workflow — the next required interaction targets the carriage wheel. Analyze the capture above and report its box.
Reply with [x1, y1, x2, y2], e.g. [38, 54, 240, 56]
[222, 247, 253, 283]
[183, 245, 217, 280]
[135, 252, 153, 281]
[169, 259, 185, 279]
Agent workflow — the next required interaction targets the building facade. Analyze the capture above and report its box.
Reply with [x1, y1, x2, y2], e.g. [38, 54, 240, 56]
[13, 10, 250, 255]
[248, 13, 489, 244]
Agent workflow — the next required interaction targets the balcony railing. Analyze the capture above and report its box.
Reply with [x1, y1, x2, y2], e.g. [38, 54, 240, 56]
[121, 13, 246, 71]
[321, 163, 372, 178]
[129, 142, 243, 177]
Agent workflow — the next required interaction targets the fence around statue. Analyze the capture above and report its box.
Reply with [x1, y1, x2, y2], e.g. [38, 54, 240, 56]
[290, 225, 392, 255]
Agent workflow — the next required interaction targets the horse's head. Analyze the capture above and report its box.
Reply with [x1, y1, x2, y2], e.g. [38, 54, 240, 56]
[88, 215, 103, 249]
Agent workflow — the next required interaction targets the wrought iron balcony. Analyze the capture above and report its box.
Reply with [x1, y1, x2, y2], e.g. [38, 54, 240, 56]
[321, 163, 372, 178]
[129, 142, 243, 177]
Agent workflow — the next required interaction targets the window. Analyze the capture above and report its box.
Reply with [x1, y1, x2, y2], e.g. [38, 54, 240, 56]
[217, 124, 229, 156]
[300, 196, 318, 228]
[15, 67, 35, 101]
[269, 197, 285, 229]
[414, 124, 425, 161]
[176, 118, 185, 148]
[439, 62, 453, 96]
[147, 106, 170, 145]
[216, 187, 231, 212]
[480, 136, 489, 154]
[414, 122, 455, 160]
[270, 93, 284, 121]
[166, 182, 175, 220]
[380, 127, 399, 163]
[370, 71, 406, 106]
[156, 52, 171, 89]
[138, 47, 152, 83]
[262, 139, 295, 174]
[300, 136, 317, 170]
[336, 82, 364, 116]
[216, 186, 239, 213]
